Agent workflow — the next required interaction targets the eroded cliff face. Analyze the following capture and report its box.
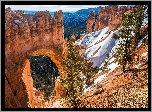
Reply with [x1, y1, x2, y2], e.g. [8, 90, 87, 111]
[86, 5, 130, 33]
[86, 11, 95, 33]
[5, 7, 66, 108]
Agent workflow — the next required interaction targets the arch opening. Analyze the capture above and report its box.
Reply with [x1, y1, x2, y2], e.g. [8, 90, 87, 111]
[29, 55, 59, 100]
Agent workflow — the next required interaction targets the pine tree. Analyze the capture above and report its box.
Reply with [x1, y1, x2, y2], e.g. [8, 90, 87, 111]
[81, 56, 99, 87]
[60, 35, 99, 108]
[60, 37, 84, 108]
[112, 11, 135, 72]
[133, 5, 145, 44]
[112, 5, 146, 72]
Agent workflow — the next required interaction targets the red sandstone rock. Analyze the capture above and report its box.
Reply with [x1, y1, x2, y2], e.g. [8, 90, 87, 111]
[86, 11, 95, 33]
[5, 7, 65, 108]
[54, 77, 67, 99]
[90, 5, 130, 32]
[140, 23, 148, 37]
[5, 77, 22, 108]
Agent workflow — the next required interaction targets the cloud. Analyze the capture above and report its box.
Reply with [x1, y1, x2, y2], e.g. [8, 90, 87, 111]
[5, 5, 107, 12]
[32, 5, 57, 7]
[32, 5, 39, 7]
[59, 6, 81, 12]
[41, 5, 57, 7]
[83, 5, 99, 8]
[59, 6, 68, 9]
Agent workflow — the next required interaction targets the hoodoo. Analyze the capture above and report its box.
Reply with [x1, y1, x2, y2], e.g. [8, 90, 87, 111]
[86, 5, 130, 33]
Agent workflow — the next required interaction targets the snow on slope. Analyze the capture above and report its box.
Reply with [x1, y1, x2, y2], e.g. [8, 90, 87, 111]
[77, 28, 121, 92]
[85, 29, 119, 67]
[142, 52, 148, 57]
[76, 27, 120, 68]
[78, 11, 148, 93]
[142, 6, 148, 26]
[75, 27, 109, 48]
[108, 57, 116, 63]
[75, 30, 101, 47]
[88, 27, 109, 48]
[95, 62, 119, 84]
[84, 62, 119, 92]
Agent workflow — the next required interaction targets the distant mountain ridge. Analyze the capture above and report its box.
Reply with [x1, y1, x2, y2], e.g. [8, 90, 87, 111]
[64, 6, 102, 39]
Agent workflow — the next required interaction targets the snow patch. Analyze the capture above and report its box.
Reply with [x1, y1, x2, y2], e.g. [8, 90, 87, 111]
[14, 20, 21, 24]
[83, 59, 119, 93]
[94, 62, 119, 85]
[84, 84, 95, 93]
[135, 63, 142, 68]
[108, 57, 116, 63]
[76, 27, 120, 68]
[97, 69, 103, 74]
[93, 32, 115, 57]
[88, 27, 109, 48]
[107, 62, 119, 73]
[142, 17, 148, 27]
[89, 30, 119, 67]
[85, 43, 102, 58]
[94, 73, 107, 85]
[138, 40, 143, 48]
[79, 30, 102, 47]
[77, 27, 109, 48]
[142, 52, 148, 57]
[138, 34, 148, 48]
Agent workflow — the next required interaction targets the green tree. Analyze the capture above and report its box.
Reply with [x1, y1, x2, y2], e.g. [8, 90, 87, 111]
[60, 36, 99, 108]
[133, 5, 146, 42]
[112, 11, 135, 72]
[81, 56, 99, 87]
[112, 5, 146, 72]
[60, 38, 84, 108]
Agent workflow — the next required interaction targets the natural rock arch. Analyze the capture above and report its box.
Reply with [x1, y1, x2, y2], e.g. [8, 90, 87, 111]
[5, 41, 65, 108]
[5, 7, 67, 108]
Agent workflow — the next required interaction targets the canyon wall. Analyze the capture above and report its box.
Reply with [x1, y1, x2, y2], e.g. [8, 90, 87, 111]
[86, 11, 95, 33]
[86, 5, 130, 33]
[5, 7, 66, 108]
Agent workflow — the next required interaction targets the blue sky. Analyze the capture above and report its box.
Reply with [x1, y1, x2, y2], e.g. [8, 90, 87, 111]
[5, 5, 109, 12]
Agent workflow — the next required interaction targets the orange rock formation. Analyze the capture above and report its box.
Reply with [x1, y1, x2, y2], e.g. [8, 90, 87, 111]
[86, 11, 95, 33]
[5, 7, 66, 108]
[86, 5, 130, 33]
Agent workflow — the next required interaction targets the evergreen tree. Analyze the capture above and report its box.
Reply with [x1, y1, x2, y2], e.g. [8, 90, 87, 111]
[81, 55, 99, 87]
[60, 35, 99, 108]
[112, 11, 135, 72]
[112, 5, 146, 72]
[60, 37, 84, 108]
[133, 5, 145, 43]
